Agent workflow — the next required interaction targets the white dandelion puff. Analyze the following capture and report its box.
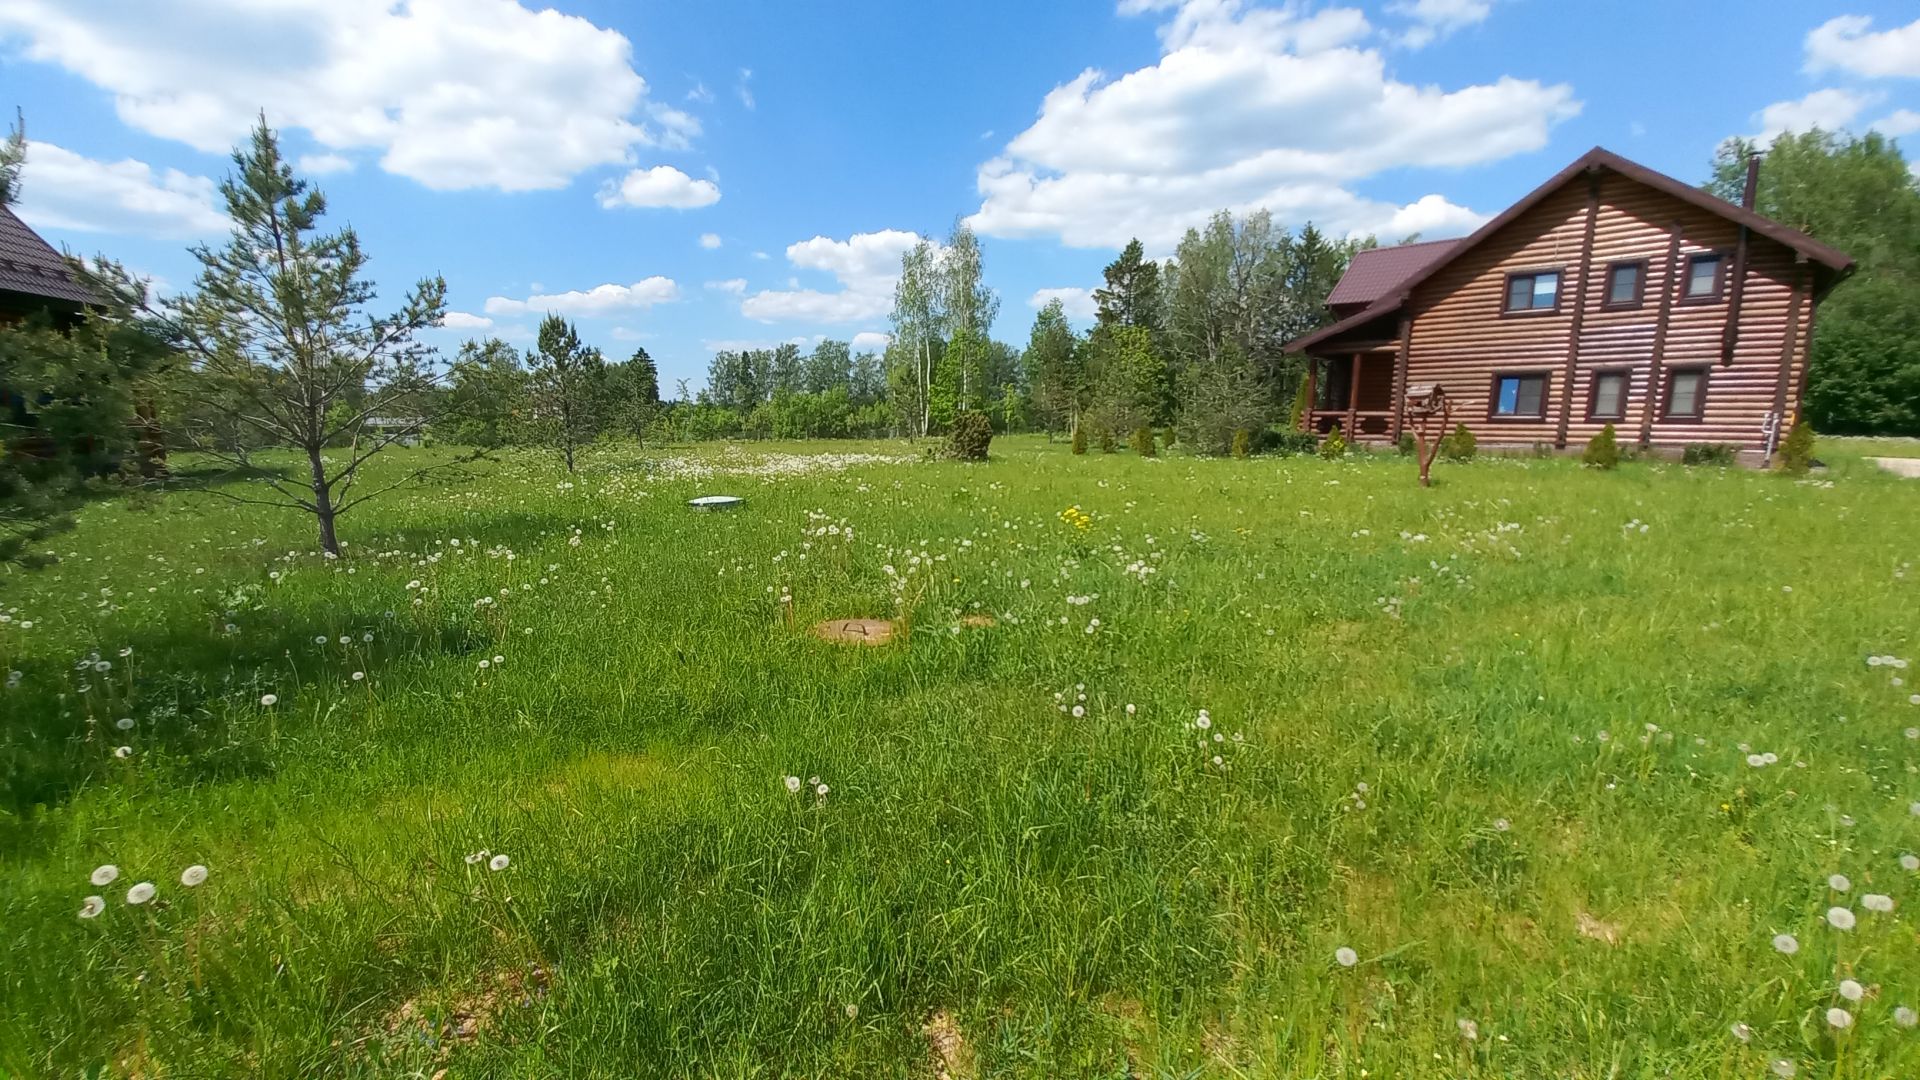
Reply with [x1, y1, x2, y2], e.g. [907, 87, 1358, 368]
[1839, 979, 1864, 1002]
[784, 775, 802, 794]
[1863, 893, 1894, 913]
[1456, 1017, 1478, 1041]
[1335, 947, 1358, 967]
[1773, 933, 1800, 955]
[79, 895, 105, 919]
[1730, 1021, 1751, 1042]
[1829, 874, 1851, 892]
[465, 851, 486, 865]
[1827, 1007, 1852, 1029]
[1901, 854, 1919, 872]
[815, 783, 830, 798]
[1771, 1060, 1796, 1078]
[489, 854, 510, 871]
[1827, 906, 1857, 930]
[125, 882, 155, 905]
[91, 864, 119, 886]
[180, 864, 208, 887]
[114, 746, 132, 759]
[1896, 1006, 1918, 1028]
[260, 693, 277, 706]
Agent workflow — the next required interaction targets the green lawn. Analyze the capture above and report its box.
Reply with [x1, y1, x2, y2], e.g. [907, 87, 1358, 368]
[4, 436, 1919, 1078]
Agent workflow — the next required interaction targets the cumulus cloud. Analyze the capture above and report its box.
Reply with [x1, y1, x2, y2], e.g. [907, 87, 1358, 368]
[1029, 286, 1099, 320]
[851, 331, 891, 352]
[699, 232, 723, 249]
[297, 152, 354, 175]
[1750, 88, 1883, 141]
[438, 311, 494, 330]
[740, 229, 926, 323]
[1388, 0, 1494, 49]
[13, 140, 227, 238]
[484, 277, 680, 317]
[597, 165, 720, 209]
[705, 278, 748, 295]
[0, 0, 693, 192]
[1805, 15, 1920, 79]
[968, 0, 1573, 250]
[1872, 108, 1920, 137]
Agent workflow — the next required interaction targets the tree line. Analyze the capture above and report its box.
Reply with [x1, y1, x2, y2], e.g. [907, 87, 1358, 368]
[2, 114, 1915, 559]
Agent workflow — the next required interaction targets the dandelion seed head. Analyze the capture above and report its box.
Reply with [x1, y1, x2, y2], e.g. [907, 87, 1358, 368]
[489, 854, 510, 871]
[1773, 933, 1799, 955]
[125, 882, 155, 905]
[1730, 1021, 1751, 1042]
[1829, 874, 1851, 892]
[1863, 893, 1894, 913]
[1827, 1007, 1853, 1029]
[79, 895, 105, 919]
[1335, 947, 1358, 967]
[114, 746, 132, 759]
[1771, 1059, 1796, 1078]
[784, 775, 802, 794]
[1896, 1006, 1918, 1028]
[1456, 1017, 1478, 1041]
[1839, 979, 1864, 1002]
[260, 693, 277, 706]
[1827, 906, 1857, 930]
[91, 864, 119, 886]
[180, 864, 208, 887]
[1900, 854, 1918, 872]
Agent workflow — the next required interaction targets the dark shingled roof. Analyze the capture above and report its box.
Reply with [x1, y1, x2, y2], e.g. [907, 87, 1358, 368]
[0, 204, 95, 307]
[1324, 237, 1463, 310]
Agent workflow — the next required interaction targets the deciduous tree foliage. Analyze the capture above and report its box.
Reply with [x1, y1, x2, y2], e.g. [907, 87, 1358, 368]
[1709, 130, 1920, 435]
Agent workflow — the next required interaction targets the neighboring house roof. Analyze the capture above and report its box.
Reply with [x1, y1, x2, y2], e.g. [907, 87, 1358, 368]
[1287, 146, 1856, 355]
[1324, 238, 1462, 310]
[0, 204, 95, 308]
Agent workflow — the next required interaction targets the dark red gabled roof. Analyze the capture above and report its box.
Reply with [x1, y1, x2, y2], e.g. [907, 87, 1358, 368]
[0, 204, 95, 308]
[1325, 237, 1462, 311]
[1287, 146, 1856, 355]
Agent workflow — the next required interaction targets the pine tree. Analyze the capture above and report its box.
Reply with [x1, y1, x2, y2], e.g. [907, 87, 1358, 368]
[160, 116, 451, 555]
[528, 315, 605, 473]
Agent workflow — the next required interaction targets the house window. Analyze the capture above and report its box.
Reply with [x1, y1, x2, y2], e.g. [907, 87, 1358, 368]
[1492, 372, 1549, 419]
[1589, 371, 1627, 420]
[1504, 270, 1561, 313]
[1684, 254, 1725, 301]
[1665, 367, 1708, 419]
[1603, 261, 1644, 308]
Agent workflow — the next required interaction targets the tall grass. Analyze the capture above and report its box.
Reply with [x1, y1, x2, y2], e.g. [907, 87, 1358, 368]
[2, 438, 1917, 1077]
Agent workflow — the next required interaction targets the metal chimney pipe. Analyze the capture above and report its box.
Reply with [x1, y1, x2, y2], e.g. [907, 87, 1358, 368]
[1742, 153, 1761, 210]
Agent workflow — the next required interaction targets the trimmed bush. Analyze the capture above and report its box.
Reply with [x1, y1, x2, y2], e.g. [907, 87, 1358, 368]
[1582, 424, 1620, 469]
[1397, 432, 1416, 457]
[948, 410, 993, 461]
[1440, 423, 1477, 462]
[1131, 425, 1157, 457]
[1070, 423, 1087, 456]
[1779, 420, 1815, 474]
[1319, 423, 1348, 459]
[1231, 429, 1252, 459]
[1682, 442, 1739, 467]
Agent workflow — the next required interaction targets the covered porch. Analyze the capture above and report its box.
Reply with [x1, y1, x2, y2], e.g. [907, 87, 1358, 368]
[1303, 350, 1400, 442]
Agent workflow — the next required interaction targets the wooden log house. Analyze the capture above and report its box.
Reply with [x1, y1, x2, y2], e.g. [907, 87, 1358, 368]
[1285, 147, 1855, 457]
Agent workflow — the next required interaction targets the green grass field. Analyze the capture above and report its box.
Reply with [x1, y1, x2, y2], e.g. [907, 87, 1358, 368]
[4, 436, 1919, 1078]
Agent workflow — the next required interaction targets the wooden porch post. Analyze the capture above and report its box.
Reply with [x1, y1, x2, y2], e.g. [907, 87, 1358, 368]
[1302, 356, 1318, 433]
[1555, 168, 1602, 449]
[1771, 256, 1809, 421]
[1345, 352, 1361, 438]
[1389, 312, 1413, 444]
[1639, 222, 1684, 448]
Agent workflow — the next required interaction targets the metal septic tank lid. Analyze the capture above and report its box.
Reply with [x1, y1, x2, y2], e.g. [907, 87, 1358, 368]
[688, 495, 745, 511]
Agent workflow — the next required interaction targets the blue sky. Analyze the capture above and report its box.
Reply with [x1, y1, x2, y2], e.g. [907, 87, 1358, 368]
[4, 0, 1917, 395]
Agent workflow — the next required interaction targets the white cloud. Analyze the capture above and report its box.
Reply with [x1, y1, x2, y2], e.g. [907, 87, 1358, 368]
[1872, 109, 1920, 137]
[13, 140, 227, 238]
[705, 278, 748, 295]
[597, 165, 720, 209]
[1371, 193, 1489, 240]
[0, 0, 693, 192]
[438, 310, 494, 330]
[297, 152, 354, 175]
[736, 67, 756, 110]
[851, 331, 891, 352]
[687, 82, 714, 104]
[752, 250, 771, 260]
[967, 0, 1574, 250]
[699, 232, 723, 249]
[1751, 88, 1882, 141]
[1806, 15, 1920, 79]
[702, 334, 822, 352]
[740, 229, 926, 323]
[610, 326, 652, 341]
[1388, 0, 1494, 49]
[1029, 286, 1099, 320]
[484, 277, 680, 317]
